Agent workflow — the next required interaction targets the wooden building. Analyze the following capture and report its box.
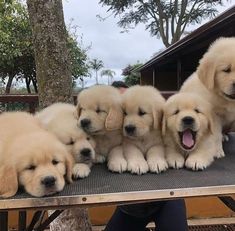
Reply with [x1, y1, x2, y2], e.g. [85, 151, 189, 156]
[139, 6, 235, 91]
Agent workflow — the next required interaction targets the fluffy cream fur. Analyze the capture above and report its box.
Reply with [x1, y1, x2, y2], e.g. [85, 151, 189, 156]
[0, 112, 73, 198]
[77, 85, 125, 172]
[163, 93, 224, 170]
[36, 103, 96, 178]
[181, 37, 235, 132]
[122, 85, 167, 174]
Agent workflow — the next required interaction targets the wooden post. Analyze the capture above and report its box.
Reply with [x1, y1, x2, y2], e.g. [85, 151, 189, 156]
[153, 68, 155, 87]
[177, 59, 182, 90]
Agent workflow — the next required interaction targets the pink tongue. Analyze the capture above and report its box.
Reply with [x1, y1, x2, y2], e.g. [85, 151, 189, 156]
[182, 130, 194, 148]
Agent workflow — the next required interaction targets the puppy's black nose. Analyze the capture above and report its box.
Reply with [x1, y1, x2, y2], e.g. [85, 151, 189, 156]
[232, 83, 235, 90]
[125, 125, 136, 134]
[182, 116, 194, 125]
[41, 176, 56, 188]
[80, 148, 91, 157]
[80, 119, 91, 128]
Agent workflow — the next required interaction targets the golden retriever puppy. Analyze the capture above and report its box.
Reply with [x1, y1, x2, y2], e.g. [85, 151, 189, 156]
[77, 85, 125, 173]
[122, 85, 168, 174]
[0, 112, 73, 198]
[163, 93, 223, 170]
[181, 37, 235, 132]
[36, 103, 96, 179]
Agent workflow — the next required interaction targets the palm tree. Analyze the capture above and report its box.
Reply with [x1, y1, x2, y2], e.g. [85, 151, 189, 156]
[101, 69, 116, 85]
[89, 58, 104, 84]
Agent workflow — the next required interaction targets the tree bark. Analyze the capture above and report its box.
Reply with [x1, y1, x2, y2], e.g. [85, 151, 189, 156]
[5, 72, 14, 94]
[95, 71, 98, 84]
[26, 1, 92, 230]
[25, 76, 31, 93]
[49, 208, 92, 231]
[31, 76, 38, 93]
[27, 0, 73, 108]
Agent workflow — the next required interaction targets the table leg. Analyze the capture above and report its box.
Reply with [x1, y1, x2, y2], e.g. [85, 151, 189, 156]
[19, 210, 27, 231]
[219, 196, 235, 212]
[27, 210, 43, 231]
[0, 211, 8, 231]
[35, 210, 64, 231]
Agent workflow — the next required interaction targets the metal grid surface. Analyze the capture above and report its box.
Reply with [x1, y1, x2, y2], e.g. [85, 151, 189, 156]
[0, 135, 235, 210]
[188, 224, 235, 231]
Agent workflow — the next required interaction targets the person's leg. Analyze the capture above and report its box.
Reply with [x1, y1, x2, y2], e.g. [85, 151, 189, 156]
[104, 207, 150, 231]
[153, 199, 188, 231]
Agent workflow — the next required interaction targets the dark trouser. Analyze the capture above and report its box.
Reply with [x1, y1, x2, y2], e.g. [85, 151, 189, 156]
[104, 199, 188, 231]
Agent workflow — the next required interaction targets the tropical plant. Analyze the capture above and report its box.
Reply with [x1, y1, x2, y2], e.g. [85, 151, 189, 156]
[67, 35, 90, 88]
[101, 69, 116, 85]
[0, 0, 35, 93]
[89, 58, 104, 84]
[122, 63, 142, 86]
[0, 0, 90, 93]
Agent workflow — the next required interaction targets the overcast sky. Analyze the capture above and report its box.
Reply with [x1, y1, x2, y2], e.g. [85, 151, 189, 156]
[62, 0, 235, 87]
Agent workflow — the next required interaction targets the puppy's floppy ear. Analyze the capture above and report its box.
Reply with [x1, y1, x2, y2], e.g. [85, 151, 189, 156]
[76, 101, 82, 118]
[152, 106, 163, 130]
[207, 112, 218, 135]
[162, 113, 166, 136]
[65, 153, 74, 183]
[73, 108, 79, 120]
[105, 106, 123, 130]
[0, 163, 18, 198]
[37, 114, 53, 128]
[197, 55, 216, 90]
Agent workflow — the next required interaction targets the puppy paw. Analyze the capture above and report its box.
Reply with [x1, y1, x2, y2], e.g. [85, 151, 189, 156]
[166, 154, 185, 169]
[94, 154, 106, 164]
[148, 159, 168, 173]
[215, 149, 225, 159]
[222, 134, 229, 142]
[185, 155, 212, 171]
[108, 158, 127, 173]
[127, 160, 149, 175]
[72, 163, 91, 179]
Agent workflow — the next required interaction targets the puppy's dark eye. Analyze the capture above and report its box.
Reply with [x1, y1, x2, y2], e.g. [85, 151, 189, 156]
[26, 165, 36, 171]
[223, 66, 231, 73]
[173, 109, 179, 115]
[194, 108, 200, 113]
[96, 108, 101, 113]
[67, 140, 74, 145]
[123, 110, 127, 116]
[138, 108, 146, 116]
[86, 137, 90, 140]
[52, 160, 59, 165]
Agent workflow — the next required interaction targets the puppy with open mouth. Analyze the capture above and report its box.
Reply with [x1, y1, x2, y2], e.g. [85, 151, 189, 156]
[163, 93, 223, 171]
[122, 85, 168, 174]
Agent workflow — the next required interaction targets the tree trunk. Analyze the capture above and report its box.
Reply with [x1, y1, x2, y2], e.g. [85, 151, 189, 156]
[80, 77, 85, 88]
[49, 208, 92, 231]
[31, 76, 38, 93]
[27, 0, 73, 108]
[95, 71, 98, 84]
[26, 1, 92, 230]
[5, 72, 14, 94]
[25, 76, 31, 93]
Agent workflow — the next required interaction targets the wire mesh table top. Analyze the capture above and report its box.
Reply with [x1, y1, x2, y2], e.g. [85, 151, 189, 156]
[0, 134, 235, 211]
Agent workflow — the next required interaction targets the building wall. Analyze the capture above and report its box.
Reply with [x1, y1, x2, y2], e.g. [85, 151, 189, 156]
[141, 69, 193, 91]
[154, 71, 178, 90]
